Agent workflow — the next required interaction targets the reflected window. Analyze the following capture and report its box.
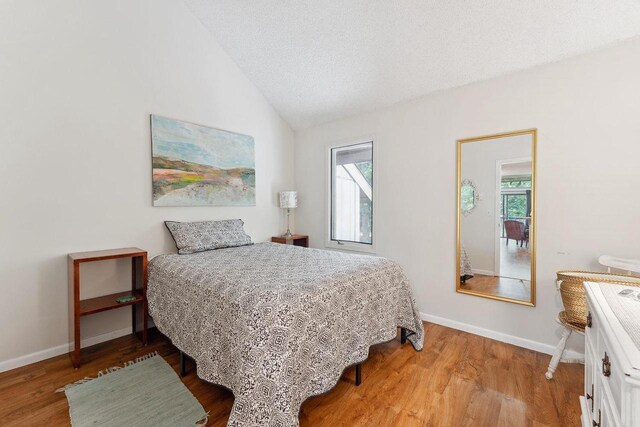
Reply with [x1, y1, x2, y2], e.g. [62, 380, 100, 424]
[501, 176, 531, 188]
[502, 194, 528, 218]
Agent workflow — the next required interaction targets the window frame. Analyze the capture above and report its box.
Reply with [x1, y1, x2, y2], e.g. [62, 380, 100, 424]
[325, 137, 377, 254]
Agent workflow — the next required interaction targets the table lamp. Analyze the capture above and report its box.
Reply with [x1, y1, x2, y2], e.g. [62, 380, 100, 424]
[279, 191, 297, 238]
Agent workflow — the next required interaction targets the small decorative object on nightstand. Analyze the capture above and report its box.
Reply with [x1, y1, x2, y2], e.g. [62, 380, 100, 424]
[68, 247, 148, 368]
[272, 234, 309, 248]
[279, 191, 297, 237]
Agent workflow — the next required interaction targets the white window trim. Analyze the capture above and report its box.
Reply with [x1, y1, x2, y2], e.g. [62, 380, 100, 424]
[325, 136, 377, 254]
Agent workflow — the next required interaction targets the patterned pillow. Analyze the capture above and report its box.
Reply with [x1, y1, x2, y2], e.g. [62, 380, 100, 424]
[165, 219, 253, 254]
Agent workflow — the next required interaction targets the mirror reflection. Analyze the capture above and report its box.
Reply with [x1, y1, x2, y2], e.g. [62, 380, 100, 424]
[460, 179, 478, 215]
[457, 129, 536, 306]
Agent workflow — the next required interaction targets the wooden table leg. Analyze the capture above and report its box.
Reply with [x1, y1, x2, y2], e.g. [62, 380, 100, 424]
[131, 255, 148, 345]
[70, 259, 81, 368]
[142, 254, 148, 345]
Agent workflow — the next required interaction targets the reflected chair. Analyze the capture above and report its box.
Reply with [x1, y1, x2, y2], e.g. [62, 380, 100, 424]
[504, 220, 526, 247]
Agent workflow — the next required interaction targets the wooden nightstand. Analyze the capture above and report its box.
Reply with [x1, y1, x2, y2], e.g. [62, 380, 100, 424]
[271, 234, 309, 248]
[68, 247, 148, 368]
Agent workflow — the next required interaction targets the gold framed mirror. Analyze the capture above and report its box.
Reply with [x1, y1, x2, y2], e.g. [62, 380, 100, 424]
[456, 129, 536, 306]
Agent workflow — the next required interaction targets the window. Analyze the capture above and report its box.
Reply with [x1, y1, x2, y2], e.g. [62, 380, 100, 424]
[329, 141, 374, 249]
[500, 175, 532, 220]
[502, 193, 529, 218]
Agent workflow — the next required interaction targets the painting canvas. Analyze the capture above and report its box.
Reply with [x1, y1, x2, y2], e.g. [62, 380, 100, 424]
[151, 115, 255, 206]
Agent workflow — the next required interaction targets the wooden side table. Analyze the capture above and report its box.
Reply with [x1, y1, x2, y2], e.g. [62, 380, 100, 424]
[271, 234, 309, 248]
[68, 247, 148, 368]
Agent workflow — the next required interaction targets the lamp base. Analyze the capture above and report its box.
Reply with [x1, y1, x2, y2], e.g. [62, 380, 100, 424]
[282, 207, 294, 238]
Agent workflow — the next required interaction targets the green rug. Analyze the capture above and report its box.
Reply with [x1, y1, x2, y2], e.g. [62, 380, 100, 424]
[58, 352, 207, 427]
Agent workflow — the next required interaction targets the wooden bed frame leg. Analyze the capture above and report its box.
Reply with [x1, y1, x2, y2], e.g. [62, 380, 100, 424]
[400, 327, 407, 345]
[355, 363, 361, 386]
[179, 351, 187, 377]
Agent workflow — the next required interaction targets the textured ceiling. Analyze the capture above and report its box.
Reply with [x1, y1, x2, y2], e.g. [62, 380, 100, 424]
[184, 1, 640, 130]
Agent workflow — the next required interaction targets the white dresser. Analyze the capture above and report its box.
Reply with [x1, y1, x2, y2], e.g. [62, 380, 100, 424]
[582, 282, 640, 427]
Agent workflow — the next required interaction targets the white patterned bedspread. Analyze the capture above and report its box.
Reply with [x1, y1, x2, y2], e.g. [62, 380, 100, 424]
[147, 242, 424, 427]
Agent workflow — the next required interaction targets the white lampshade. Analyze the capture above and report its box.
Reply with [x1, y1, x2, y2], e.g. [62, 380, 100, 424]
[279, 191, 298, 209]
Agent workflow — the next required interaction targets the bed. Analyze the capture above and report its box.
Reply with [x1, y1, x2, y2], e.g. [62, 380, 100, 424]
[147, 242, 424, 426]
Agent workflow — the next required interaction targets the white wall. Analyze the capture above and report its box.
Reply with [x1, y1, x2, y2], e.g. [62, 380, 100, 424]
[294, 37, 640, 356]
[0, 0, 294, 369]
[461, 134, 531, 274]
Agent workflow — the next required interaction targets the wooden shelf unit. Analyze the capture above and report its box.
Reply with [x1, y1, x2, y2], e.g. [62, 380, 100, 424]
[79, 290, 146, 316]
[68, 247, 148, 368]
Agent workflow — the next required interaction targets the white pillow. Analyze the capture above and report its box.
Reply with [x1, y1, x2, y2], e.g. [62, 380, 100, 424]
[165, 219, 253, 254]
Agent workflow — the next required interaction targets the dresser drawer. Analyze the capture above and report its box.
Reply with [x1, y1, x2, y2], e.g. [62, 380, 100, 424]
[601, 381, 622, 427]
[585, 306, 599, 350]
[598, 328, 625, 421]
[584, 333, 597, 417]
[583, 282, 640, 427]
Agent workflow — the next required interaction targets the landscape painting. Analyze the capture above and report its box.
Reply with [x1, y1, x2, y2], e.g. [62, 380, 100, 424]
[151, 115, 255, 206]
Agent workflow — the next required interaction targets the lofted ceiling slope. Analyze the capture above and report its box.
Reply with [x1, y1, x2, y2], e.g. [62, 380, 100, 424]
[184, 1, 640, 130]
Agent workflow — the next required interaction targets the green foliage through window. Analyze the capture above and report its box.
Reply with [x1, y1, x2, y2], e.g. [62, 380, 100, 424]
[502, 194, 527, 218]
[501, 175, 531, 188]
[355, 161, 373, 186]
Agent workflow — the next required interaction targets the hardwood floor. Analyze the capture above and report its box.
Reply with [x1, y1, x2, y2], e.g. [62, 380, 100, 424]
[0, 322, 583, 426]
[499, 238, 531, 280]
[462, 239, 533, 301]
[462, 274, 531, 301]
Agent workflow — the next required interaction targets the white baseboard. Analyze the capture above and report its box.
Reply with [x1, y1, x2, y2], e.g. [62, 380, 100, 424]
[471, 268, 496, 276]
[420, 312, 585, 360]
[0, 327, 132, 373]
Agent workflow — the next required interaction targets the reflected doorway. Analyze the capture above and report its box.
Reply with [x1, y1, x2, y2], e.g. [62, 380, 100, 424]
[496, 159, 531, 293]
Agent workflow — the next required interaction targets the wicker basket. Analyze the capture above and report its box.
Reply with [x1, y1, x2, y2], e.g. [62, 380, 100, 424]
[556, 271, 640, 327]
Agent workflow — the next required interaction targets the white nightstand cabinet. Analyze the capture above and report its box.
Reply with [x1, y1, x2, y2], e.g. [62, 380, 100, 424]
[581, 282, 640, 427]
